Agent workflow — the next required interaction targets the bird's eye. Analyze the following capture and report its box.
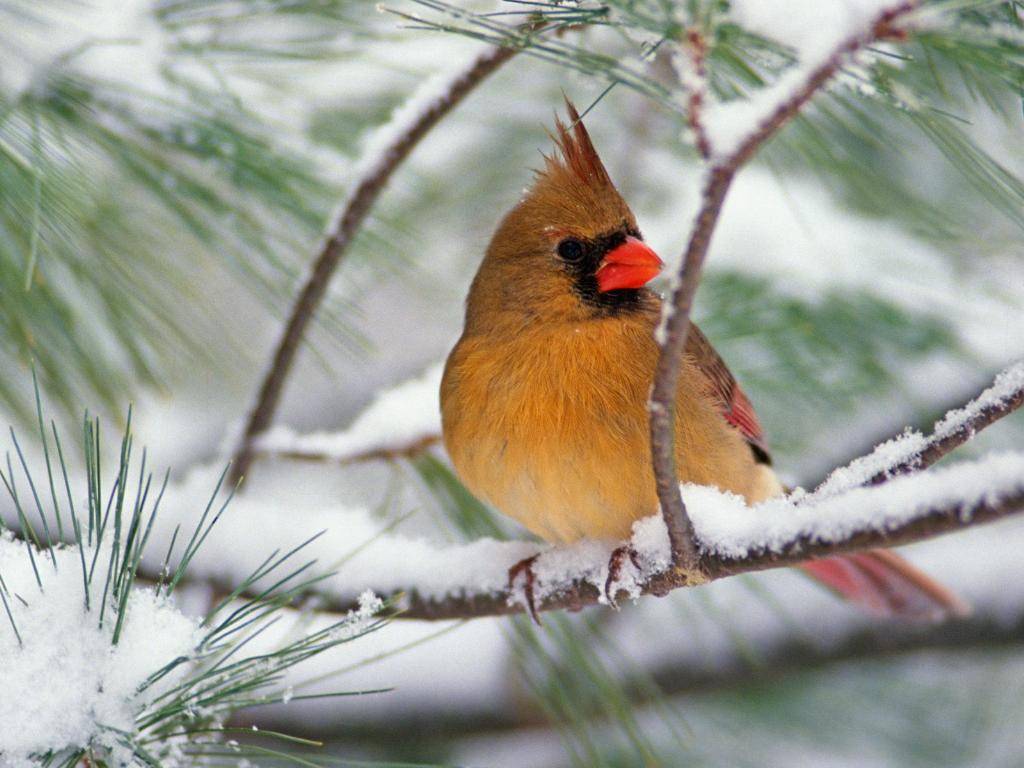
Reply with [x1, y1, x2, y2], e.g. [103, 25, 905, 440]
[557, 238, 585, 263]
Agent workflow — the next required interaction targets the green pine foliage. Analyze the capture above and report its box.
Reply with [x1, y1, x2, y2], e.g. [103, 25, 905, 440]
[0, 393, 391, 767]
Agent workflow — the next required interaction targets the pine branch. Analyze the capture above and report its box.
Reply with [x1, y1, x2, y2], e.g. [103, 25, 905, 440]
[227, 361, 1019, 622]
[649, 2, 916, 573]
[228, 42, 520, 486]
[812, 360, 1024, 496]
[869, 362, 1024, 483]
[319, 477, 1023, 620]
[256, 434, 440, 466]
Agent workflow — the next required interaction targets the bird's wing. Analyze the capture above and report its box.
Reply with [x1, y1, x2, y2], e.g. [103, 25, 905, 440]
[685, 324, 772, 464]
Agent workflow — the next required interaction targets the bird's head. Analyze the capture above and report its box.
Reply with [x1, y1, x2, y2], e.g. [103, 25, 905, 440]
[466, 100, 663, 328]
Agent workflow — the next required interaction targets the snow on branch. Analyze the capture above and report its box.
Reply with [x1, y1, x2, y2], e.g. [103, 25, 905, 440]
[673, 28, 711, 160]
[254, 364, 443, 466]
[163, 450, 1024, 624]
[176, 359, 1024, 623]
[814, 360, 1024, 497]
[370, 451, 1024, 619]
[650, 0, 917, 570]
[228, 42, 520, 486]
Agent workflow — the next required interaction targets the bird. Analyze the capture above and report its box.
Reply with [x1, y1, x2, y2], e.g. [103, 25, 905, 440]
[440, 99, 967, 623]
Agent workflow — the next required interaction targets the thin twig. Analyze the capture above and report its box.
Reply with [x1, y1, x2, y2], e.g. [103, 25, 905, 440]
[867, 364, 1024, 484]
[804, 361, 1024, 496]
[681, 28, 711, 160]
[649, 3, 915, 574]
[228, 43, 520, 486]
[255, 434, 441, 467]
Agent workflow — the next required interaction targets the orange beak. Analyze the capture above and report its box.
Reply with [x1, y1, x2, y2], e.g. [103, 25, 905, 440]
[595, 237, 663, 292]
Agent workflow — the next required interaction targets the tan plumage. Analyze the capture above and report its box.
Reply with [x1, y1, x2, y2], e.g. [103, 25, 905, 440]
[441, 102, 964, 618]
[442, 302, 777, 543]
[442, 105, 771, 543]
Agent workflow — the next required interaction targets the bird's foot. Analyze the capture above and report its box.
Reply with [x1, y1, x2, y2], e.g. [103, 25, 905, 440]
[508, 554, 543, 626]
[604, 545, 643, 609]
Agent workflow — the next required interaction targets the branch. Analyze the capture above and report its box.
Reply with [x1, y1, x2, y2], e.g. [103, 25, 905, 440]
[228, 43, 519, 486]
[812, 360, 1024, 496]
[277, 453, 1024, 620]
[256, 434, 440, 467]
[870, 361, 1024, 483]
[676, 28, 711, 160]
[649, 3, 915, 572]
[192, 362, 1023, 624]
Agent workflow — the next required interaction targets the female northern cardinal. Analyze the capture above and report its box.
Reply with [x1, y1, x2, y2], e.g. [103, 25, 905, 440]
[440, 101, 966, 621]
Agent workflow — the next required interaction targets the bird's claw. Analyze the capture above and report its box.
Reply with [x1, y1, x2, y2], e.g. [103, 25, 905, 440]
[604, 545, 642, 609]
[508, 554, 543, 626]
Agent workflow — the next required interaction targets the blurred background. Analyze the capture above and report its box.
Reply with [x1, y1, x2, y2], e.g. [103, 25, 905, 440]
[2, 0, 1024, 765]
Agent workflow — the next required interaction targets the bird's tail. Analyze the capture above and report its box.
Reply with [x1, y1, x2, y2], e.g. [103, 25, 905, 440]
[799, 549, 970, 620]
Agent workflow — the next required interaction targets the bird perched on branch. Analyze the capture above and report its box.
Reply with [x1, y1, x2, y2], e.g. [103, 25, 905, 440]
[440, 100, 966, 623]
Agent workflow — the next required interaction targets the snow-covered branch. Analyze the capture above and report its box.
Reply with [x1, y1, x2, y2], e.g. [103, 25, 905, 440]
[190, 360, 1024, 622]
[870, 361, 1024, 483]
[253, 364, 443, 466]
[228, 43, 519, 486]
[814, 361, 1024, 496]
[650, 1, 916, 571]
[673, 28, 711, 160]
[190, 451, 1023, 622]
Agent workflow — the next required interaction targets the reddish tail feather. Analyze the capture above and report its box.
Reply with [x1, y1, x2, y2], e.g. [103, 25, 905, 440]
[800, 550, 970, 620]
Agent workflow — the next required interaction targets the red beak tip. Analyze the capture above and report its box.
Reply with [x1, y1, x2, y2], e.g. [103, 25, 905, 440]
[595, 237, 662, 293]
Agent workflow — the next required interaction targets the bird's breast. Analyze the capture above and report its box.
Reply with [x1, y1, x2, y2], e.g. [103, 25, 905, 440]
[441, 322, 660, 543]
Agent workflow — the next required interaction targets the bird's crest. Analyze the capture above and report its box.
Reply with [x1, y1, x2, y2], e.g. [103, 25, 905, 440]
[541, 98, 614, 191]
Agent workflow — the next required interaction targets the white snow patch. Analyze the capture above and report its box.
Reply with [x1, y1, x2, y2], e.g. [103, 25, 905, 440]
[933, 360, 1024, 440]
[0, 535, 199, 766]
[688, 451, 1024, 560]
[811, 360, 1024, 497]
[809, 428, 926, 498]
[255, 363, 442, 461]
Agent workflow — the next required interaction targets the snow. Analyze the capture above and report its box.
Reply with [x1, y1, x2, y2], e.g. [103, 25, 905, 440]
[350, 48, 489, 181]
[933, 360, 1024, 440]
[0, 535, 199, 767]
[809, 428, 926, 497]
[812, 360, 1024, 497]
[729, 0, 897, 63]
[134, 444, 1024, 618]
[689, 451, 1024, 560]
[700, 0, 907, 159]
[255, 363, 442, 461]
[514, 515, 672, 608]
[253, 514, 1024, 733]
